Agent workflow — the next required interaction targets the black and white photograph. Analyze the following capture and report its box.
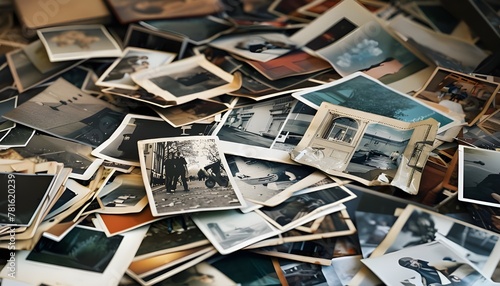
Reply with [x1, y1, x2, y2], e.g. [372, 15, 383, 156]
[458, 145, 500, 208]
[138, 136, 246, 216]
[278, 260, 331, 286]
[96, 47, 176, 90]
[131, 54, 240, 105]
[91, 114, 214, 166]
[191, 209, 281, 254]
[292, 72, 458, 134]
[290, 102, 438, 194]
[0, 172, 55, 226]
[209, 32, 297, 62]
[102, 86, 173, 108]
[154, 98, 228, 127]
[415, 67, 500, 126]
[133, 215, 210, 261]
[0, 95, 16, 132]
[37, 24, 122, 62]
[362, 241, 492, 286]
[214, 95, 298, 162]
[355, 211, 398, 258]
[5, 225, 147, 286]
[225, 154, 317, 205]
[3, 78, 126, 147]
[13, 133, 102, 180]
[0, 125, 35, 149]
[97, 173, 148, 214]
[371, 205, 500, 274]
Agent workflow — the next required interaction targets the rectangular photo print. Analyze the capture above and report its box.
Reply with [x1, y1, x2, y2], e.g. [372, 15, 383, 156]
[292, 72, 459, 134]
[138, 136, 246, 216]
[37, 24, 122, 62]
[153, 98, 228, 128]
[96, 47, 176, 90]
[458, 145, 500, 208]
[414, 67, 500, 126]
[191, 209, 281, 254]
[290, 102, 438, 195]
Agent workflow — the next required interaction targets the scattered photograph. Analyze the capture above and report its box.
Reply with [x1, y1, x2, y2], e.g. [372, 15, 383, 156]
[298, 0, 342, 17]
[0, 96, 16, 132]
[91, 114, 214, 166]
[191, 209, 281, 254]
[138, 136, 246, 216]
[209, 32, 297, 62]
[153, 98, 228, 127]
[256, 185, 355, 230]
[0, 172, 56, 226]
[37, 24, 122, 62]
[3, 78, 126, 147]
[415, 67, 500, 126]
[292, 72, 459, 134]
[106, 0, 224, 24]
[102, 86, 173, 108]
[131, 54, 240, 105]
[133, 215, 209, 261]
[362, 241, 492, 286]
[155, 261, 236, 286]
[458, 145, 500, 208]
[355, 211, 398, 258]
[96, 47, 176, 90]
[277, 259, 333, 286]
[370, 204, 500, 274]
[97, 173, 148, 214]
[290, 102, 438, 194]
[0, 125, 35, 149]
[478, 109, 500, 135]
[95, 205, 163, 237]
[225, 154, 317, 205]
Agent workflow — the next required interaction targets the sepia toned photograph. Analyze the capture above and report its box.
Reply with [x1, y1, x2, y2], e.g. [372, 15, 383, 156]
[138, 136, 246, 216]
[478, 109, 500, 135]
[3, 78, 126, 147]
[96, 47, 176, 90]
[92, 114, 214, 166]
[191, 209, 280, 254]
[124, 24, 188, 59]
[154, 98, 228, 127]
[415, 67, 500, 126]
[37, 25, 122, 62]
[458, 145, 500, 208]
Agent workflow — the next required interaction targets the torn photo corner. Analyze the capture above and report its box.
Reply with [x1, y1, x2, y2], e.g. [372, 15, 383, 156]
[290, 102, 439, 195]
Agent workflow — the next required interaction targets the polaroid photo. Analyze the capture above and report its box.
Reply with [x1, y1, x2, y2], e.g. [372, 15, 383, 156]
[191, 209, 281, 254]
[1, 225, 147, 286]
[127, 248, 218, 286]
[140, 15, 235, 45]
[124, 24, 188, 59]
[96, 173, 148, 214]
[458, 145, 500, 208]
[363, 241, 493, 286]
[209, 32, 297, 62]
[44, 179, 92, 221]
[13, 133, 103, 180]
[256, 185, 355, 231]
[138, 136, 246, 217]
[290, 101, 439, 194]
[213, 95, 303, 163]
[224, 154, 320, 206]
[251, 234, 361, 266]
[293, 72, 460, 134]
[91, 114, 214, 166]
[415, 67, 500, 126]
[0, 172, 56, 227]
[131, 54, 241, 106]
[369, 204, 500, 278]
[37, 24, 122, 62]
[0, 125, 35, 149]
[3, 78, 126, 147]
[0, 96, 16, 132]
[153, 98, 228, 128]
[6, 46, 84, 93]
[96, 47, 176, 90]
[133, 215, 210, 261]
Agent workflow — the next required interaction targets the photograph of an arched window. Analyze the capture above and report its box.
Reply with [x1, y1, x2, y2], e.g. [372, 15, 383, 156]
[323, 116, 358, 144]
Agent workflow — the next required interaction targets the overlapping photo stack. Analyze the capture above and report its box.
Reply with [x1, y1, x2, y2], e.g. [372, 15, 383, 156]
[1, 0, 500, 285]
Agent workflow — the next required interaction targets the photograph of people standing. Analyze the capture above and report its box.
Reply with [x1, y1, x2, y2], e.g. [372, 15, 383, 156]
[171, 151, 190, 192]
